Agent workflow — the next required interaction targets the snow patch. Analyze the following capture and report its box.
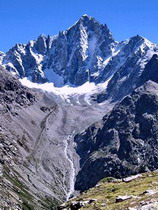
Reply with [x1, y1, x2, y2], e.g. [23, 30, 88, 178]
[80, 25, 88, 61]
[136, 38, 158, 70]
[20, 77, 111, 104]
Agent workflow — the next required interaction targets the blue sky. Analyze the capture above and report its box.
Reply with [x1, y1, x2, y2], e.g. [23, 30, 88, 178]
[0, 0, 158, 52]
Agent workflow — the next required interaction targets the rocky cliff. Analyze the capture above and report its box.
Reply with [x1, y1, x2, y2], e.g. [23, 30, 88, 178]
[75, 81, 158, 192]
[1, 15, 158, 210]
[1, 15, 158, 93]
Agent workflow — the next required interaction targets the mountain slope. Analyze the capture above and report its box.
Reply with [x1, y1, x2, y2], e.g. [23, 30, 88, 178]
[1, 14, 158, 210]
[0, 66, 111, 209]
[1, 15, 158, 90]
[139, 54, 158, 85]
[59, 171, 158, 210]
[97, 37, 158, 102]
[74, 80, 158, 192]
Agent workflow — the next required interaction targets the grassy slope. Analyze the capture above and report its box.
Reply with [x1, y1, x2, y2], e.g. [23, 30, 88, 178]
[1, 164, 59, 210]
[63, 171, 158, 210]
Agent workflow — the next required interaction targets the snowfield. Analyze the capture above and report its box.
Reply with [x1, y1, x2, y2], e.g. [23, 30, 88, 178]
[20, 77, 111, 105]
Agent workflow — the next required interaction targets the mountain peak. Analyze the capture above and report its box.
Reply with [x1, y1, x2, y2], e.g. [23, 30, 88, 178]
[81, 14, 91, 17]
[80, 14, 93, 20]
[78, 14, 99, 25]
[2, 15, 157, 88]
[128, 35, 154, 45]
[38, 34, 47, 38]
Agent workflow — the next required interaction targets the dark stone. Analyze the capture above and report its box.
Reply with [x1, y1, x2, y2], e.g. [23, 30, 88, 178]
[74, 81, 158, 192]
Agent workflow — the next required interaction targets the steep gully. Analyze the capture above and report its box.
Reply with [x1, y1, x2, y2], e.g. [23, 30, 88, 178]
[64, 132, 75, 200]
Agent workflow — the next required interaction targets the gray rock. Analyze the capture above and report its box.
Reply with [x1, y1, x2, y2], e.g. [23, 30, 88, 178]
[75, 81, 158, 192]
[2, 16, 158, 89]
[0, 66, 109, 209]
[116, 195, 132, 202]
[123, 174, 142, 182]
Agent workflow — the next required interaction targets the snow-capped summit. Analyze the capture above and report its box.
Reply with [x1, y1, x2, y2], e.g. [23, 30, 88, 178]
[71, 14, 104, 28]
[98, 35, 158, 101]
[1, 15, 158, 92]
[81, 14, 91, 18]
[78, 14, 94, 21]
[2, 15, 116, 86]
[2, 15, 158, 210]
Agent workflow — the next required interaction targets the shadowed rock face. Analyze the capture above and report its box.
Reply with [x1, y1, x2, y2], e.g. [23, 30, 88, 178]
[0, 66, 35, 112]
[74, 81, 158, 192]
[139, 54, 158, 84]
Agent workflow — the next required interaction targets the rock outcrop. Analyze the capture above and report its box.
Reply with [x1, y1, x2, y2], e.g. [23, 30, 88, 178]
[1, 15, 158, 92]
[75, 81, 158, 192]
[59, 171, 158, 210]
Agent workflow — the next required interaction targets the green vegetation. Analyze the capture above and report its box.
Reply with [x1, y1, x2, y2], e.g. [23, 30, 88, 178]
[65, 171, 158, 210]
[3, 161, 158, 209]
[4, 169, 35, 209]
[3, 165, 59, 209]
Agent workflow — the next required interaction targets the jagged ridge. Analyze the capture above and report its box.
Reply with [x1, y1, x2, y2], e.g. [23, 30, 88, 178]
[1, 15, 158, 93]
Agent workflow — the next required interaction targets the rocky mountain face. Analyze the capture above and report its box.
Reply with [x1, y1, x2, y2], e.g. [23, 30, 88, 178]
[0, 66, 35, 111]
[1, 15, 158, 210]
[139, 54, 158, 85]
[1, 15, 158, 91]
[0, 66, 111, 209]
[97, 37, 158, 102]
[1, 15, 115, 86]
[74, 80, 158, 192]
